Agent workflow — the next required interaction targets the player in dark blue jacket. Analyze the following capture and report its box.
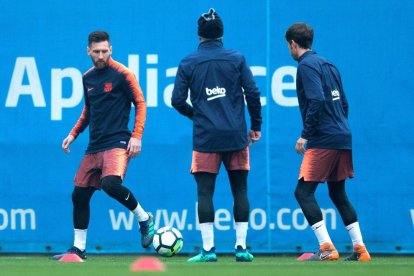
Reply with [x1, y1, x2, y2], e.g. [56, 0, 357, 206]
[172, 8, 262, 263]
[285, 22, 371, 262]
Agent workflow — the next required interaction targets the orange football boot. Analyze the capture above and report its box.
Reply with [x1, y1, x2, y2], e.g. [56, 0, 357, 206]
[344, 244, 371, 261]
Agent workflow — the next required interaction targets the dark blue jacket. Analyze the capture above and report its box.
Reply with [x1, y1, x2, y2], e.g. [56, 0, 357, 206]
[296, 51, 351, 149]
[171, 40, 262, 152]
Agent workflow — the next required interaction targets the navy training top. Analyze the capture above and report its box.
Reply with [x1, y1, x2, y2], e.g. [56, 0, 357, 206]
[296, 51, 352, 149]
[70, 58, 147, 154]
[171, 40, 262, 152]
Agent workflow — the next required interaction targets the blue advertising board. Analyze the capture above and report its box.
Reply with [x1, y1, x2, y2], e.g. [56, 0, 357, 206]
[0, 0, 413, 254]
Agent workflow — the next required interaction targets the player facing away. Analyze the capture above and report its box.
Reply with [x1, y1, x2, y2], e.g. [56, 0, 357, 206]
[285, 23, 371, 261]
[53, 31, 154, 260]
[171, 8, 262, 262]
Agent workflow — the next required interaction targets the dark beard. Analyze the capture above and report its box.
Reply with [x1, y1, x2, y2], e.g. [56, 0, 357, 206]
[94, 60, 107, 69]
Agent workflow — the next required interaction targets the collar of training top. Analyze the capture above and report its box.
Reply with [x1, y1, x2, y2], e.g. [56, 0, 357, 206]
[198, 39, 223, 49]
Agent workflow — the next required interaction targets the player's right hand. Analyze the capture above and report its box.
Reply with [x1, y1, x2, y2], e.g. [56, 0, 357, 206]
[62, 135, 75, 154]
[295, 137, 307, 154]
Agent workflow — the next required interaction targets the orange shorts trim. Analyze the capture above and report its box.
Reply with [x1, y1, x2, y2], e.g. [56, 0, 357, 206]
[299, 148, 354, 182]
[191, 147, 250, 174]
[74, 148, 129, 188]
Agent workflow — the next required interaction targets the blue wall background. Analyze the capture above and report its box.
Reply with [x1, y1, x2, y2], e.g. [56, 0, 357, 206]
[0, 0, 413, 254]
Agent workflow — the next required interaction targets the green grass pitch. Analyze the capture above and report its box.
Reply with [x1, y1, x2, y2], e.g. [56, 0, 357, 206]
[1, 254, 413, 276]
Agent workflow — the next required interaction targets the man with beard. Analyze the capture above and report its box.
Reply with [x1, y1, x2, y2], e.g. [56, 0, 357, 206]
[53, 31, 154, 260]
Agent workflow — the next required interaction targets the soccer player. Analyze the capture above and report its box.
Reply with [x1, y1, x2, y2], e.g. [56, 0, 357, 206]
[53, 31, 154, 260]
[285, 23, 371, 261]
[171, 8, 262, 262]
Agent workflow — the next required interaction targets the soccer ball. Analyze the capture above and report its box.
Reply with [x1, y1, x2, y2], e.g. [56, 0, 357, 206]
[152, 226, 184, 257]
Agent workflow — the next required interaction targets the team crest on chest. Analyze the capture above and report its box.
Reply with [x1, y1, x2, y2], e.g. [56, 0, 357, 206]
[104, 82, 112, 92]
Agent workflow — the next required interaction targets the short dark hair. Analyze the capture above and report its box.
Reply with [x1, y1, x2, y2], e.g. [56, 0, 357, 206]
[88, 31, 110, 46]
[285, 23, 313, 49]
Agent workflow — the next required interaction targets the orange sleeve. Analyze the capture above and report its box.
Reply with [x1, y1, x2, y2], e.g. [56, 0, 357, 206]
[125, 72, 146, 139]
[69, 105, 90, 138]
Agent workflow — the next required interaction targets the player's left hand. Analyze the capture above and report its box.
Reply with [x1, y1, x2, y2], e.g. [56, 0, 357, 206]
[127, 137, 142, 158]
[295, 137, 307, 154]
[248, 130, 261, 146]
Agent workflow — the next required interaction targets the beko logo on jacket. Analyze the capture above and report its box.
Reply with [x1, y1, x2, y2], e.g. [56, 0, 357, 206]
[206, 86, 226, 101]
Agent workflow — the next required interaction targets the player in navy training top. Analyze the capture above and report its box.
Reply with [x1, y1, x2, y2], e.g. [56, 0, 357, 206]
[53, 31, 154, 261]
[172, 8, 262, 263]
[285, 22, 371, 261]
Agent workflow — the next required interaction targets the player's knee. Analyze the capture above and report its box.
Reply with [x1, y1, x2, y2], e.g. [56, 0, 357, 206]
[197, 189, 213, 200]
[231, 184, 247, 197]
[72, 188, 82, 205]
[101, 175, 122, 196]
[72, 187, 92, 206]
[328, 191, 337, 202]
[329, 190, 345, 204]
[197, 183, 214, 199]
[294, 187, 305, 203]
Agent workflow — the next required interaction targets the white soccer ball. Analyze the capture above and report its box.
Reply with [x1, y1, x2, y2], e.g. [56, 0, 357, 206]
[152, 226, 184, 257]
